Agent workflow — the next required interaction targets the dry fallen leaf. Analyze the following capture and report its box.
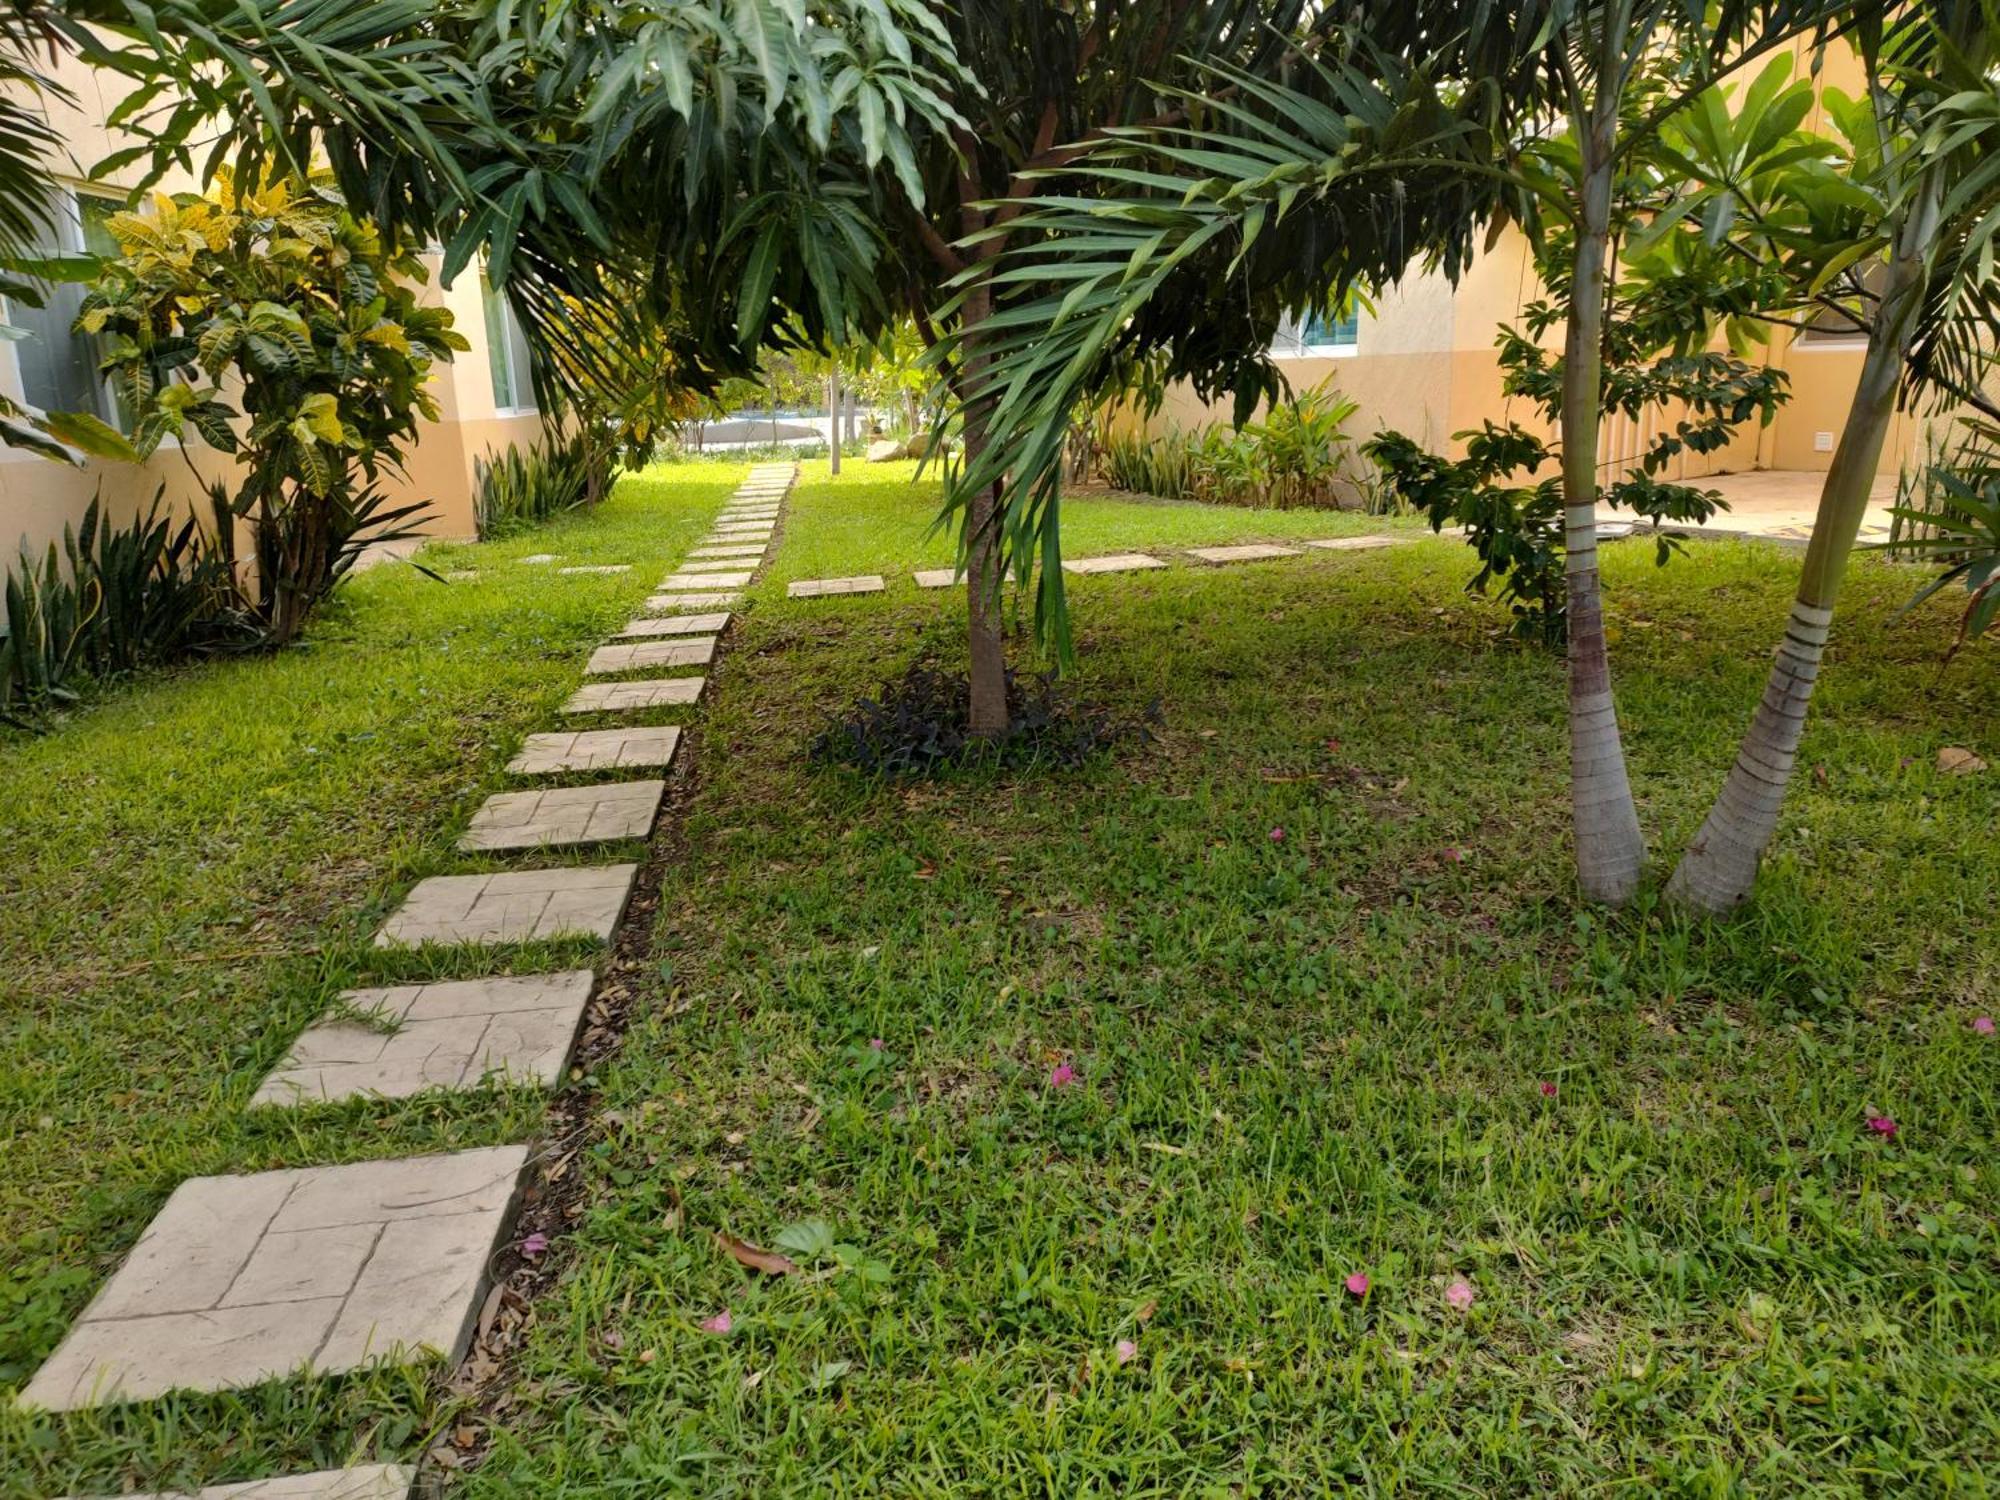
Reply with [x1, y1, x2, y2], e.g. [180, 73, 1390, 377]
[716, 1231, 799, 1276]
[1135, 1299, 1158, 1324]
[1939, 746, 1988, 775]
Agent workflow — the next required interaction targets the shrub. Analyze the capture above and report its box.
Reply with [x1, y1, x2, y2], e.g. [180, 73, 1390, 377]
[810, 662, 1153, 777]
[69, 173, 468, 644]
[1095, 383, 1369, 510]
[1878, 416, 2000, 657]
[475, 433, 594, 539]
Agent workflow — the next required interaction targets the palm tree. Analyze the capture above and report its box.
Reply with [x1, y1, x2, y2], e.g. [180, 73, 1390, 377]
[947, 0, 1880, 903]
[1665, 0, 2000, 911]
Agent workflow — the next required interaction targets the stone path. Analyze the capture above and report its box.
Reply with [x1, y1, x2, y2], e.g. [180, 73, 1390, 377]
[564, 677, 705, 713]
[508, 725, 681, 774]
[587, 637, 717, 674]
[617, 612, 730, 638]
[252, 973, 595, 1106]
[1064, 552, 1169, 574]
[20, 1146, 527, 1411]
[60, 1466, 413, 1500]
[27, 464, 799, 1497]
[1190, 543, 1303, 563]
[460, 780, 665, 850]
[789, 575, 885, 598]
[1305, 534, 1400, 552]
[375, 865, 639, 947]
[913, 568, 957, 589]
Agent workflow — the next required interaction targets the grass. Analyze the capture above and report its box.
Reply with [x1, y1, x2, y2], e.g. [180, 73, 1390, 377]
[0, 463, 740, 1497]
[7, 458, 1999, 1495]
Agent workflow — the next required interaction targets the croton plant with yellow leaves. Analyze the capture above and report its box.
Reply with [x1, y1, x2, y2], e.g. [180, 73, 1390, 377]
[68, 173, 468, 642]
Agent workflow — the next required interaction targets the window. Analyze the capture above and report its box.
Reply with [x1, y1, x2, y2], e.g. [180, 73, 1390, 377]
[1273, 305, 1359, 358]
[1795, 262, 1883, 349]
[481, 274, 536, 412]
[8, 189, 123, 422]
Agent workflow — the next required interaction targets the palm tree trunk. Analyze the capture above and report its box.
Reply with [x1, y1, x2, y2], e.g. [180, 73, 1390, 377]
[1562, 108, 1646, 904]
[1665, 186, 1939, 912]
[958, 276, 1010, 737]
[827, 371, 842, 476]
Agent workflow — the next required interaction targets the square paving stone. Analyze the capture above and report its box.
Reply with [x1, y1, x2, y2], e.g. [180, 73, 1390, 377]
[1188, 544, 1303, 564]
[661, 570, 752, 590]
[690, 544, 767, 559]
[253, 972, 596, 1105]
[61, 1464, 413, 1500]
[1304, 534, 1400, 552]
[1063, 553, 1168, 574]
[711, 522, 775, 535]
[642, 592, 739, 611]
[557, 564, 631, 575]
[519, 554, 559, 565]
[508, 726, 681, 774]
[788, 575, 886, 598]
[374, 865, 638, 947]
[586, 638, 718, 674]
[913, 568, 958, 589]
[460, 780, 665, 850]
[619, 612, 729, 638]
[18, 1146, 529, 1410]
[675, 559, 761, 574]
[564, 677, 704, 713]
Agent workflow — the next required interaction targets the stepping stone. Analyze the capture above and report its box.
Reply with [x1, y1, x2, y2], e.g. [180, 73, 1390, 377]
[557, 564, 631, 576]
[587, 638, 718, 674]
[564, 677, 705, 714]
[642, 592, 739, 611]
[1304, 535, 1400, 552]
[913, 569, 958, 589]
[18, 1147, 529, 1411]
[253, 971, 596, 1105]
[446, 570, 480, 583]
[1188, 544, 1304, 564]
[619, 612, 729, 638]
[711, 521, 775, 533]
[508, 726, 681, 774]
[789, 575, 885, 598]
[676, 559, 760, 574]
[374, 865, 637, 948]
[661, 570, 752, 590]
[690, 545, 767, 559]
[460, 780, 665, 850]
[60, 1464, 413, 1500]
[519, 554, 559, 565]
[1063, 553, 1168, 574]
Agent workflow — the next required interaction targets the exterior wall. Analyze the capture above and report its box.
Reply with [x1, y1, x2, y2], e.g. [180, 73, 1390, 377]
[0, 45, 544, 565]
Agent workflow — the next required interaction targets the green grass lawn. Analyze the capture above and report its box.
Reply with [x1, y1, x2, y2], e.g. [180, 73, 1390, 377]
[6, 459, 1999, 1495]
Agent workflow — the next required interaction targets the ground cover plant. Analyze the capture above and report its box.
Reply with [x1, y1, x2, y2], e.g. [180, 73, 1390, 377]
[440, 465, 1998, 1495]
[0, 464, 739, 1497]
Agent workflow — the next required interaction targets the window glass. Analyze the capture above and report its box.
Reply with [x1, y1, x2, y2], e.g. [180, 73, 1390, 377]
[8, 190, 114, 419]
[1299, 307, 1359, 348]
[481, 274, 536, 411]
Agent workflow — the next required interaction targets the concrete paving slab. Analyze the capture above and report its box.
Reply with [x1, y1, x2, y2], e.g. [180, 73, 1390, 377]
[788, 575, 885, 598]
[563, 677, 705, 713]
[1062, 553, 1168, 574]
[508, 726, 681, 775]
[458, 780, 665, 850]
[374, 866, 637, 947]
[586, 638, 717, 674]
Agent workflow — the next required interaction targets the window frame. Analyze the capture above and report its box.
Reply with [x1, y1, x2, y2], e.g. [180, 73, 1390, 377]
[480, 272, 538, 416]
[5, 184, 129, 428]
[1271, 307, 1360, 360]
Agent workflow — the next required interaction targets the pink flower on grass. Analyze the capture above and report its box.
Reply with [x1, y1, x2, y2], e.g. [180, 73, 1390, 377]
[1114, 1338, 1139, 1366]
[699, 1310, 733, 1334]
[1442, 847, 1464, 863]
[1538, 1081, 1558, 1099]
[519, 1232, 549, 1258]
[868, 1037, 885, 1050]
[1345, 1271, 1370, 1298]
[1867, 1116, 1898, 1138]
[1444, 1279, 1476, 1310]
[1269, 827, 1286, 843]
[1974, 1016, 1996, 1036]
[1049, 1062, 1077, 1089]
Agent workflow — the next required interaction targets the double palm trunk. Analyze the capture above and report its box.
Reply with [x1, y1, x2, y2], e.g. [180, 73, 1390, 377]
[1562, 110, 1648, 904]
[1666, 188, 1938, 912]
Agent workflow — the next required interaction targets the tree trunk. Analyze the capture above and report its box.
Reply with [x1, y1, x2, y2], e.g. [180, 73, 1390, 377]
[958, 278, 1010, 737]
[827, 371, 842, 476]
[1561, 109, 1646, 905]
[1665, 186, 1939, 912]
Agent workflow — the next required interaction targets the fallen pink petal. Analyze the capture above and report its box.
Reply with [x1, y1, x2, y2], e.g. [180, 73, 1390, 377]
[1049, 1062, 1077, 1088]
[1442, 846, 1463, 862]
[1114, 1338, 1138, 1365]
[520, 1232, 549, 1258]
[699, 1310, 733, 1334]
[868, 1037, 885, 1050]
[1269, 826, 1285, 843]
[1974, 1016, 1995, 1035]
[1445, 1279, 1476, 1310]
[1867, 1116, 1898, 1138]
[1345, 1271, 1370, 1298]
[1539, 1081, 1558, 1098]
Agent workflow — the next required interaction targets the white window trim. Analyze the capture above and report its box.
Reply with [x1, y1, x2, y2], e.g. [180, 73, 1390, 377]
[1270, 312, 1360, 361]
[7, 183, 128, 424]
[481, 270, 539, 417]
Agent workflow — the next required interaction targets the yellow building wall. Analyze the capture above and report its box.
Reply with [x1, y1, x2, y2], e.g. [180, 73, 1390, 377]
[0, 46, 545, 565]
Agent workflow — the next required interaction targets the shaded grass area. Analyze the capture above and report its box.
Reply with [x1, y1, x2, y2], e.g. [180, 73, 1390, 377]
[0, 463, 741, 1496]
[471, 468, 1999, 1495]
[762, 459, 1419, 590]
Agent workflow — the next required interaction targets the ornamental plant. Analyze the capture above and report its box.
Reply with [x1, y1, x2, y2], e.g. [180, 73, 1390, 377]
[70, 173, 468, 643]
